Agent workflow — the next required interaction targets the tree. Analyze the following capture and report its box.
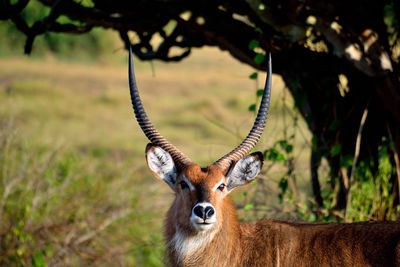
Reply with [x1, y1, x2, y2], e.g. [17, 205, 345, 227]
[2, 0, 400, 220]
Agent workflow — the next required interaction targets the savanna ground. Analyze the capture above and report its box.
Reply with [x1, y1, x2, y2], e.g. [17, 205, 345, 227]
[0, 39, 319, 265]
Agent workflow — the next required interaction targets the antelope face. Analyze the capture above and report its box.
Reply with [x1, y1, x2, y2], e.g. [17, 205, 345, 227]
[146, 144, 263, 232]
[128, 45, 271, 233]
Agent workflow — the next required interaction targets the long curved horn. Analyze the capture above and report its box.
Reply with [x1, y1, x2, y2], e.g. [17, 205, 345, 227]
[214, 53, 272, 174]
[128, 46, 193, 170]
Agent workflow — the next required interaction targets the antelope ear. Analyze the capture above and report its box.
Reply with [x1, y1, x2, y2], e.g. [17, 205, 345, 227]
[226, 152, 263, 192]
[145, 143, 178, 190]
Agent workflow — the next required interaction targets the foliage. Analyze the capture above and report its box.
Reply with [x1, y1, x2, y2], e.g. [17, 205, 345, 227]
[347, 139, 398, 221]
[0, 121, 164, 266]
[260, 121, 400, 223]
[0, 1, 118, 60]
[1, 49, 289, 265]
[240, 37, 400, 223]
[2, 1, 400, 222]
[244, 99, 400, 223]
[1, 0, 400, 262]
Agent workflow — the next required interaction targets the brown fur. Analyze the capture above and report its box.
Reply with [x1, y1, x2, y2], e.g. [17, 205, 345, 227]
[160, 164, 400, 267]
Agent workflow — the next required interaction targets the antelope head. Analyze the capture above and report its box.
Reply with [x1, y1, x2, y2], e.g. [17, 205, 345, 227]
[128, 47, 271, 234]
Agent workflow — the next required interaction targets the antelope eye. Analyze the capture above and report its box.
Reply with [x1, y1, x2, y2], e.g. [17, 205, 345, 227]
[218, 183, 226, 191]
[179, 181, 189, 190]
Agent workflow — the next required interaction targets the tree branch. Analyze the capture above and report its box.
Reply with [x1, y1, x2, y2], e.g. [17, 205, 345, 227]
[345, 101, 370, 222]
[0, 0, 29, 20]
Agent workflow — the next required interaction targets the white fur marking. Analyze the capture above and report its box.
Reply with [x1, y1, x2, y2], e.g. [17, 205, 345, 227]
[169, 227, 217, 264]
[212, 178, 225, 192]
[182, 175, 195, 191]
[147, 147, 177, 188]
[227, 155, 261, 190]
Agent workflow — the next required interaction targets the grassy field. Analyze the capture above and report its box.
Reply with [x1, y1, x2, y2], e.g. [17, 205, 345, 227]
[0, 47, 314, 265]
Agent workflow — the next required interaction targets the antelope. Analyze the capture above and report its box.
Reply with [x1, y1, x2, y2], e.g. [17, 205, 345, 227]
[128, 47, 400, 267]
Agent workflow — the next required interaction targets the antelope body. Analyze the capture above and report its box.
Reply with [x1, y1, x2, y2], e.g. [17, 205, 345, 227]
[128, 47, 400, 266]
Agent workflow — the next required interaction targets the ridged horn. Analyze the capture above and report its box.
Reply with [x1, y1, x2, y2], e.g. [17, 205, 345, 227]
[128, 45, 193, 170]
[214, 53, 272, 174]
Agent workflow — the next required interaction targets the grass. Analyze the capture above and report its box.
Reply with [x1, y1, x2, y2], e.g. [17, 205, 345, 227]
[0, 47, 314, 265]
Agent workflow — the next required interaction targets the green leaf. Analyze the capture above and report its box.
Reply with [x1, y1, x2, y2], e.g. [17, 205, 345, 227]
[256, 89, 264, 96]
[308, 213, 317, 222]
[266, 148, 286, 162]
[341, 154, 353, 168]
[331, 144, 341, 157]
[248, 40, 259, 50]
[275, 153, 286, 162]
[244, 204, 254, 210]
[249, 72, 258, 79]
[278, 140, 286, 147]
[278, 140, 293, 153]
[248, 104, 256, 111]
[254, 53, 265, 64]
[285, 144, 293, 153]
[329, 119, 341, 131]
[278, 177, 288, 193]
[32, 251, 47, 267]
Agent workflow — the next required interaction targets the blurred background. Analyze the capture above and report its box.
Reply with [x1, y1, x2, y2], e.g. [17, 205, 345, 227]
[1, 0, 399, 266]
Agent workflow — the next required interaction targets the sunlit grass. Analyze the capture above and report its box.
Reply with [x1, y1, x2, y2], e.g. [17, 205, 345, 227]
[0, 47, 313, 265]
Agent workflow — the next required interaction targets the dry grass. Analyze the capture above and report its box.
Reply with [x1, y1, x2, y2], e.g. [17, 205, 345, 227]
[0, 47, 313, 265]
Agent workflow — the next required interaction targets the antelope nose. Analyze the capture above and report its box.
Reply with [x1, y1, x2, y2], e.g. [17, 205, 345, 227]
[205, 206, 214, 218]
[193, 205, 215, 220]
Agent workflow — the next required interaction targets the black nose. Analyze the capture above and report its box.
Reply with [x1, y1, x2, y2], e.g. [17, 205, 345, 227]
[193, 205, 215, 220]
